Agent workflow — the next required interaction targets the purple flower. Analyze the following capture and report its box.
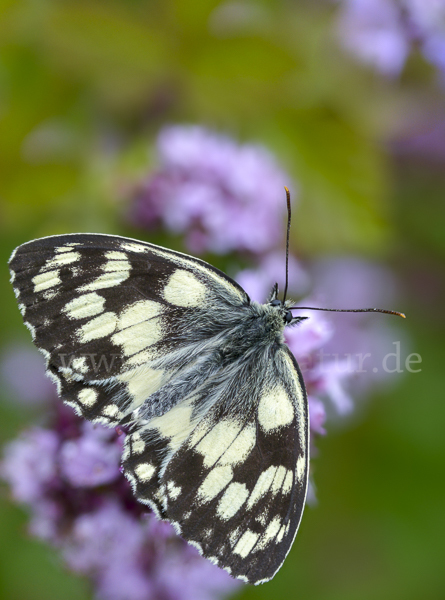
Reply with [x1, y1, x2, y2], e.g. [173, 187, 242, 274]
[60, 423, 122, 488]
[236, 251, 310, 302]
[132, 125, 292, 255]
[335, 0, 445, 76]
[311, 256, 409, 393]
[0, 343, 56, 405]
[308, 396, 327, 435]
[1, 399, 239, 600]
[336, 0, 409, 75]
[2, 428, 59, 503]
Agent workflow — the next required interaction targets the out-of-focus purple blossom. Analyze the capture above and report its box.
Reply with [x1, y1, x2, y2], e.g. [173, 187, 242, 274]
[64, 501, 147, 578]
[285, 310, 334, 359]
[132, 125, 292, 255]
[311, 256, 409, 391]
[336, 0, 409, 76]
[236, 251, 310, 302]
[335, 0, 445, 76]
[0, 343, 56, 405]
[311, 256, 397, 308]
[2, 428, 58, 503]
[308, 396, 327, 435]
[308, 357, 356, 414]
[59, 423, 122, 488]
[29, 498, 62, 542]
[392, 118, 445, 163]
[1, 399, 238, 600]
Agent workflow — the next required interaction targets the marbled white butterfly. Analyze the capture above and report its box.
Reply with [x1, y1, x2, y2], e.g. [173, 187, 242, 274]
[8, 190, 404, 584]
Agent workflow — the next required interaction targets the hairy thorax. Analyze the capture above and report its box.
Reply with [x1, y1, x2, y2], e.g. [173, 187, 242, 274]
[217, 302, 286, 363]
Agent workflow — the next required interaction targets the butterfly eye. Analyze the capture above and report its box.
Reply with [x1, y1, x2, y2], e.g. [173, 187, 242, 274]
[270, 299, 282, 307]
[284, 311, 292, 324]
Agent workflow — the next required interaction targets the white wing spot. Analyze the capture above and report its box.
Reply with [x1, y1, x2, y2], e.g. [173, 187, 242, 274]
[147, 245, 245, 304]
[167, 481, 182, 500]
[163, 269, 207, 308]
[32, 269, 61, 292]
[78, 388, 98, 407]
[197, 466, 233, 503]
[45, 251, 80, 268]
[43, 290, 57, 300]
[77, 312, 117, 342]
[117, 366, 165, 409]
[246, 465, 277, 509]
[147, 399, 195, 453]
[270, 465, 288, 496]
[18, 303, 26, 316]
[296, 455, 306, 481]
[112, 301, 163, 357]
[276, 525, 286, 544]
[282, 469, 293, 494]
[134, 463, 156, 482]
[283, 352, 306, 446]
[102, 404, 122, 418]
[258, 385, 294, 432]
[64, 292, 105, 320]
[78, 254, 131, 292]
[112, 319, 162, 357]
[233, 530, 259, 558]
[217, 482, 249, 521]
[125, 349, 157, 366]
[121, 242, 147, 253]
[105, 251, 128, 260]
[192, 420, 256, 469]
[72, 356, 89, 374]
[131, 433, 145, 454]
[257, 516, 281, 550]
[119, 300, 162, 329]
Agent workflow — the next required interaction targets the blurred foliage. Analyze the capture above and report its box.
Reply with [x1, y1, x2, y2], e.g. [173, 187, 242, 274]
[0, 0, 444, 599]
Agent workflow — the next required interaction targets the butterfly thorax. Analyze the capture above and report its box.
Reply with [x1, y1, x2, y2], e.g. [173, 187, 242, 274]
[249, 301, 287, 344]
[212, 302, 287, 365]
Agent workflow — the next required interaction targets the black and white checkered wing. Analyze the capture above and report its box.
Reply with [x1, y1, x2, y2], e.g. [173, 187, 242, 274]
[8, 233, 248, 426]
[123, 343, 309, 584]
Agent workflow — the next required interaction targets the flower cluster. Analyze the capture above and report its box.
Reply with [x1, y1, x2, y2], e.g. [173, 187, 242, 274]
[132, 125, 291, 255]
[1, 402, 239, 600]
[335, 0, 445, 77]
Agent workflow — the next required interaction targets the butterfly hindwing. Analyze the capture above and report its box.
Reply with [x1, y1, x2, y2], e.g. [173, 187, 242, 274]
[9, 233, 249, 424]
[124, 344, 309, 585]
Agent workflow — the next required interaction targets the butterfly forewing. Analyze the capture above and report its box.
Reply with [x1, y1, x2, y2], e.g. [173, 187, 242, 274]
[9, 234, 248, 425]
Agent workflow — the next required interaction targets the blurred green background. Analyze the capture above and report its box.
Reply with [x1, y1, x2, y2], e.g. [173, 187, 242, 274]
[0, 1, 444, 599]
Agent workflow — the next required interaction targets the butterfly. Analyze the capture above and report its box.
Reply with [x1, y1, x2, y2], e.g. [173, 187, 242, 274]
[9, 223, 312, 584]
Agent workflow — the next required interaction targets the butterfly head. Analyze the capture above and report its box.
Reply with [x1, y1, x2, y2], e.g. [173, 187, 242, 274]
[268, 283, 308, 327]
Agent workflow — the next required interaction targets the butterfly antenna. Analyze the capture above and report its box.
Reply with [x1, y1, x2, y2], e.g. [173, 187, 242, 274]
[289, 306, 406, 318]
[283, 186, 291, 304]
